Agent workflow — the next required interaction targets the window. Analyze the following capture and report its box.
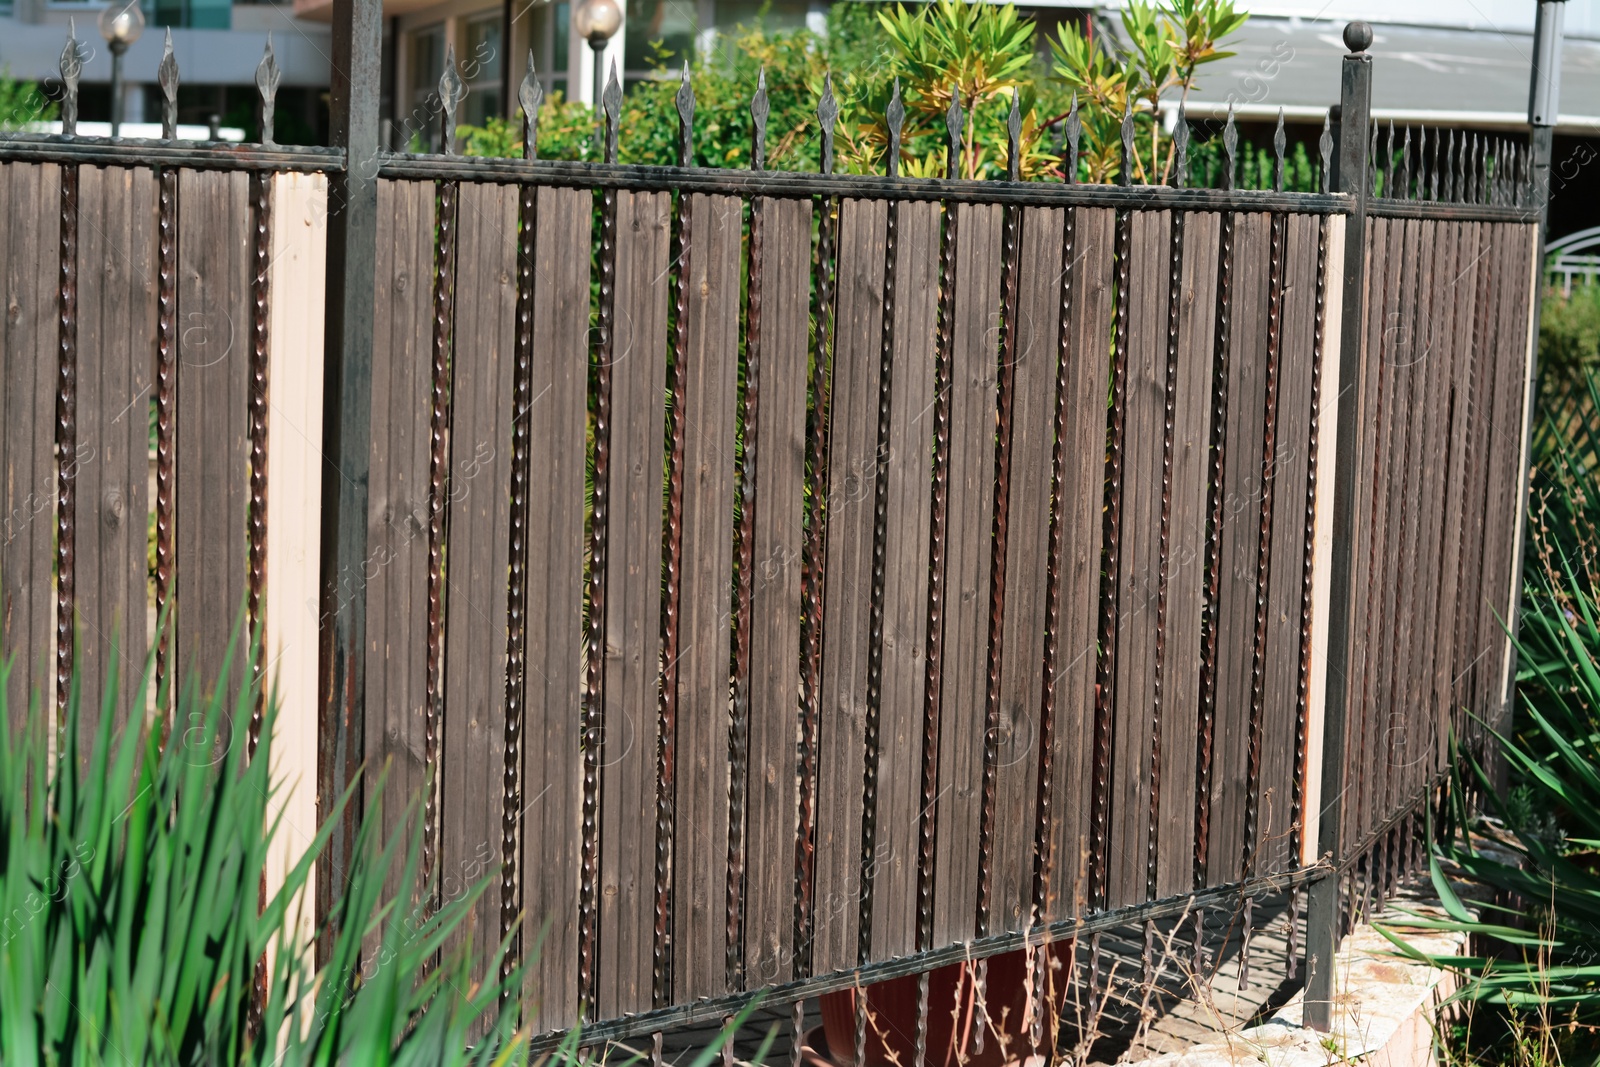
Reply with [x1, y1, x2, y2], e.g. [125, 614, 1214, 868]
[623, 0, 696, 76]
[149, 0, 231, 29]
[405, 24, 445, 150]
[462, 13, 503, 126]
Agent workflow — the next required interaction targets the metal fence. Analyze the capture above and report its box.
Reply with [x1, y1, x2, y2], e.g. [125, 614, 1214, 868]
[0, 15, 1542, 1062]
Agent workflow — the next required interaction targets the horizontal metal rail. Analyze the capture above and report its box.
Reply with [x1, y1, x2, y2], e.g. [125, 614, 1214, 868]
[527, 862, 1331, 1054]
[0, 133, 344, 173]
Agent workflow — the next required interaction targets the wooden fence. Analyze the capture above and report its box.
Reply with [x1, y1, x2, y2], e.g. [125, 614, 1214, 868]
[0, 18, 1542, 1060]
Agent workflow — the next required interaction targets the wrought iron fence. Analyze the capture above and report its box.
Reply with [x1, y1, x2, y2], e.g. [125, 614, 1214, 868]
[0, 15, 1544, 1061]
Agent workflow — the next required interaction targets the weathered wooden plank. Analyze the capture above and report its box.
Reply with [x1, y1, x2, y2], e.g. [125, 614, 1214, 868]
[0, 162, 59, 733]
[812, 198, 885, 975]
[1043, 206, 1114, 921]
[364, 179, 433, 890]
[1108, 209, 1171, 909]
[441, 180, 517, 985]
[1351, 216, 1404, 847]
[870, 197, 941, 961]
[263, 169, 328, 963]
[1255, 213, 1318, 877]
[743, 195, 811, 986]
[1431, 222, 1476, 769]
[1205, 211, 1271, 887]
[669, 193, 741, 1000]
[520, 184, 592, 1031]
[931, 200, 1003, 947]
[597, 188, 669, 1018]
[1156, 210, 1219, 897]
[1405, 220, 1454, 798]
[72, 166, 155, 747]
[1375, 215, 1412, 831]
[175, 169, 250, 712]
[988, 205, 1063, 933]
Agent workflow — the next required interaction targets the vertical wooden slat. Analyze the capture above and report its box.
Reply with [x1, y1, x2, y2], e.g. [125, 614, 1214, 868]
[1042, 206, 1114, 921]
[813, 198, 886, 975]
[0, 162, 59, 732]
[176, 169, 249, 708]
[597, 188, 670, 1019]
[1432, 222, 1476, 771]
[1349, 216, 1400, 850]
[1156, 210, 1219, 897]
[1108, 209, 1171, 909]
[988, 205, 1062, 933]
[441, 180, 517, 984]
[1206, 211, 1271, 887]
[870, 198, 940, 961]
[520, 184, 591, 1031]
[671, 192, 740, 1002]
[1377, 218, 1427, 830]
[930, 200, 1002, 947]
[365, 178, 433, 904]
[73, 165, 155, 743]
[1255, 213, 1319, 876]
[743, 196, 811, 986]
[264, 170, 328, 968]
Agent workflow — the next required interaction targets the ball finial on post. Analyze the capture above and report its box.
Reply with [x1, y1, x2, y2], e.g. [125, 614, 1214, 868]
[1343, 20, 1373, 54]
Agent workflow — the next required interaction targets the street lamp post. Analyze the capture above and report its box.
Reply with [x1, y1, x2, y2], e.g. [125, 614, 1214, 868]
[572, 0, 621, 133]
[98, 0, 145, 137]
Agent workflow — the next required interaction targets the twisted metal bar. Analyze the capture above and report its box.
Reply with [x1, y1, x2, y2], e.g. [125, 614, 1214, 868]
[502, 176, 540, 996]
[1242, 213, 1287, 892]
[1151, 209, 1184, 907]
[728, 192, 766, 992]
[860, 192, 898, 968]
[423, 176, 459, 907]
[1030, 201, 1078, 1056]
[247, 169, 272, 756]
[581, 184, 620, 1017]
[656, 188, 691, 1017]
[796, 189, 836, 988]
[1091, 207, 1134, 911]
[916, 185, 961, 1067]
[1195, 210, 1235, 889]
[56, 162, 78, 725]
[155, 167, 176, 704]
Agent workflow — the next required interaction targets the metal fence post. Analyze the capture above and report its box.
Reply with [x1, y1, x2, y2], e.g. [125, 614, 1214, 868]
[1500, 0, 1565, 787]
[1303, 20, 1372, 1033]
[317, 0, 382, 966]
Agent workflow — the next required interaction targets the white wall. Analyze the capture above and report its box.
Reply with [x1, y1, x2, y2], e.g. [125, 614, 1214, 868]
[1090, 0, 1600, 38]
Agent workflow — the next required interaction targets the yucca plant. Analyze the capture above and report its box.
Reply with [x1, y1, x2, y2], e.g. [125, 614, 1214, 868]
[0, 625, 525, 1064]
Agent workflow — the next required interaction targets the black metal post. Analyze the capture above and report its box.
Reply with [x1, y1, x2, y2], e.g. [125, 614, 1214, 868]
[1304, 19, 1373, 1033]
[317, 0, 382, 967]
[109, 41, 126, 137]
[1501, 0, 1565, 787]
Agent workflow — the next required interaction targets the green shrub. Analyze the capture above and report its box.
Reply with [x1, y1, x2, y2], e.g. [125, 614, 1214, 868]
[0, 628, 524, 1064]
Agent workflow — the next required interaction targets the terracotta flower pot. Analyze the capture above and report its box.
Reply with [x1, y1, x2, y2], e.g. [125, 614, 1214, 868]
[814, 945, 1072, 1067]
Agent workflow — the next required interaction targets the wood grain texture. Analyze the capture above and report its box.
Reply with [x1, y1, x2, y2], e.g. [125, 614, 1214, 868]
[1431, 223, 1475, 770]
[441, 180, 517, 987]
[870, 198, 940, 961]
[1043, 206, 1114, 922]
[175, 169, 249, 717]
[1156, 210, 1219, 897]
[813, 198, 886, 975]
[520, 184, 592, 1031]
[931, 200, 1002, 948]
[1254, 213, 1318, 877]
[670, 192, 740, 1001]
[365, 179, 435, 909]
[0, 163, 59, 734]
[1206, 211, 1271, 888]
[987, 205, 1063, 933]
[743, 196, 811, 986]
[1108, 209, 1171, 909]
[597, 188, 669, 1019]
[73, 166, 156, 750]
